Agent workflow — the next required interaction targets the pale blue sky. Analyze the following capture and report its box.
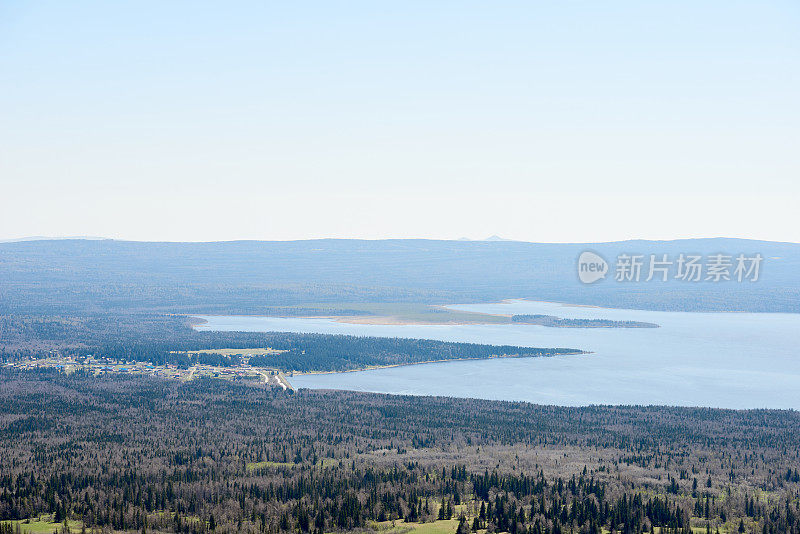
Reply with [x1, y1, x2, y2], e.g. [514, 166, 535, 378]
[1, 1, 798, 242]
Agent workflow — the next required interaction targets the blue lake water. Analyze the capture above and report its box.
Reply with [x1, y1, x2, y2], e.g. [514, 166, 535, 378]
[194, 300, 800, 409]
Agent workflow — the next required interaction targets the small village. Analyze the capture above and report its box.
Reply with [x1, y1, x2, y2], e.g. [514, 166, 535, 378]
[2, 353, 295, 391]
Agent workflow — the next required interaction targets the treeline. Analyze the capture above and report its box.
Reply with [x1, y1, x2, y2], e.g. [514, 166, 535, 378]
[0, 463, 696, 534]
[1, 371, 799, 533]
[97, 334, 578, 372]
[511, 315, 659, 329]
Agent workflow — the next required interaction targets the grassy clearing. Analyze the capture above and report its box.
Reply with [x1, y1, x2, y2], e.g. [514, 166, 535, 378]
[246, 460, 296, 470]
[371, 518, 461, 534]
[247, 458, 342, 470]
[653, 526, 730, 534]
[1, 515, 83, 533]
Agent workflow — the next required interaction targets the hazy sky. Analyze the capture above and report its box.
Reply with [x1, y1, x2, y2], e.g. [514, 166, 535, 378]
[1, 1, 798, 242]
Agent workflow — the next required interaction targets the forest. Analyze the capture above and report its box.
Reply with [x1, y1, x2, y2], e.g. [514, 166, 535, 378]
[2, 238, 799, 315]
[0, 314, 579, 373]
[510, 316, 658, 328]
[1, 370, 798, 534]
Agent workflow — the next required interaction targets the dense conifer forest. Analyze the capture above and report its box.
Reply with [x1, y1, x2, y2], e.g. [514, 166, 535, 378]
[1, 370, 798, 534]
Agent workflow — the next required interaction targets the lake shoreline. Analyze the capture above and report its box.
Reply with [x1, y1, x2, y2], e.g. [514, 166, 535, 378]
[196, 300, 800, 409]
[290, 349, 590, 376]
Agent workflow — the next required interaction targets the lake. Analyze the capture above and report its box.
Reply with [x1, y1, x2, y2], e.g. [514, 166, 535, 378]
[194, 300, 800, 409]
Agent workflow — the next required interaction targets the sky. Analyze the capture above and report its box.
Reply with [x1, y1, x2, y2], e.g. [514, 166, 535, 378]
[1, 1, 798, 243]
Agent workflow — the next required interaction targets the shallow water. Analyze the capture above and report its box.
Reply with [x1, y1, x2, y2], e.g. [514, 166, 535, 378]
[194, 301, 800, 409]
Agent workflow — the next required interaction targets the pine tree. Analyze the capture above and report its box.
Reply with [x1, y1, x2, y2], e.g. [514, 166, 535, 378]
[457, 514, 470, 534]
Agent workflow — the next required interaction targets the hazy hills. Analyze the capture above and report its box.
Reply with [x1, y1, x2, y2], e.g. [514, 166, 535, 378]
[1, 238, 798, 314]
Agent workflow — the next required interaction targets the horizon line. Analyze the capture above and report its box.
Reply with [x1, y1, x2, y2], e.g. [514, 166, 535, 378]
[2, 235, 799, 246]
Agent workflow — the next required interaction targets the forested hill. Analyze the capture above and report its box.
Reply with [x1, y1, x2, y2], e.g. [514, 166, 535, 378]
[1, 238, 798, 313]
[1, 371, 799, 534]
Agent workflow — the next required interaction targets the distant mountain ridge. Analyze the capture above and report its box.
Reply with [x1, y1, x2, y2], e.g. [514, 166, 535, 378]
[0, 235, 109, 243]
[1, 237, 798, 314]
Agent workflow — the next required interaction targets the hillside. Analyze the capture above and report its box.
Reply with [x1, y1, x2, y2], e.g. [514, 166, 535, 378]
[1, 238, 798, 313]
